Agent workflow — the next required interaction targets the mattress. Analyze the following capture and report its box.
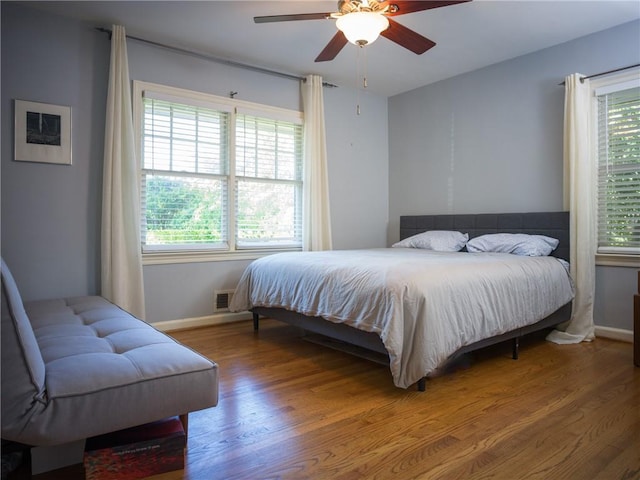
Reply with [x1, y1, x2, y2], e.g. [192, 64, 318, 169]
[230, 248, 575, 388]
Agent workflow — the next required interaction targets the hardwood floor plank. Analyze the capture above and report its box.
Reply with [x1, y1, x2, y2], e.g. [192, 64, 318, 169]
[441, 373, 633, 479]
[595, 437, 640, 480]
[24, 319, 639, 480]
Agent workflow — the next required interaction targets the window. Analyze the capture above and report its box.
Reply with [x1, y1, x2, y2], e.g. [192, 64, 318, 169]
[235, 114, 303, 248]
[135, 82, 304, 258]
[593, 73, 640, 255]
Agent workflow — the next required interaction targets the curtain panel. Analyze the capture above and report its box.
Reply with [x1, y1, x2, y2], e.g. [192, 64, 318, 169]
[101, 25, 146, 319]
[302, 75, 333, 251]
[547, 73, 596, 344]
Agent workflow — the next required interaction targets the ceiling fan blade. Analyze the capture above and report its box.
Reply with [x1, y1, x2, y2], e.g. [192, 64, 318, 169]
[381, 18, 436, 55]
[254, 12, 333, 23]
[315, 31, 348, 62]
[382, 0, 471, 16]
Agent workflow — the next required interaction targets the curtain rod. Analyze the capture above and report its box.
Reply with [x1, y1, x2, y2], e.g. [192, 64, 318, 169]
[558, 63, 640, 85]
[96, 27, 338, 88]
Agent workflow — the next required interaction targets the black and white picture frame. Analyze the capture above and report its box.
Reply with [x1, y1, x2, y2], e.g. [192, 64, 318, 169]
[14, 100, 72, 165]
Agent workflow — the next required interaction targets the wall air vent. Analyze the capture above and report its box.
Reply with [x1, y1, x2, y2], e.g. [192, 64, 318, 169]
[213, 289, 235, 313]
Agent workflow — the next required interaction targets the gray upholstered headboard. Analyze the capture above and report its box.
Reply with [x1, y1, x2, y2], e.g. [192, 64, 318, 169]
[399, 211, 570, 261]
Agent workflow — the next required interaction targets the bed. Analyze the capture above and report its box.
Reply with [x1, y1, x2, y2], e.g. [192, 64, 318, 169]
[230, 212, 574, 390]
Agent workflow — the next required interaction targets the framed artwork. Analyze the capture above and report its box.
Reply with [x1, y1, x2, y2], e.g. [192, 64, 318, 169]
[14, 100, 72, 165]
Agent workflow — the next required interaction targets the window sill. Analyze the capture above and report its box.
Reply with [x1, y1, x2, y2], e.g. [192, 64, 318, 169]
[596, 253, 640, 268]
[142, 248, 301, 265]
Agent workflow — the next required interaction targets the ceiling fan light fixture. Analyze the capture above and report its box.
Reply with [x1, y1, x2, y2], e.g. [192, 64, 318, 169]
[336, 11, 389, 46]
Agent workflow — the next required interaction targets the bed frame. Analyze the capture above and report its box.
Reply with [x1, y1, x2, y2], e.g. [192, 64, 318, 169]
[252, 211, 572, 391]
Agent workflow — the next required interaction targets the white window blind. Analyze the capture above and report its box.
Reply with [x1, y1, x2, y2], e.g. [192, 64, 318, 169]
[141, 97, 229, 251]
[235, 114, 303, 248]
[596, 84, 640, 254]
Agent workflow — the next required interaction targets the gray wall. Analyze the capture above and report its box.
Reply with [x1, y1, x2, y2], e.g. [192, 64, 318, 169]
[389, 20, 640, 331]
[1, 3, 389, 322]
[1, 5, 108, 299]
[3, 2, 638, 331]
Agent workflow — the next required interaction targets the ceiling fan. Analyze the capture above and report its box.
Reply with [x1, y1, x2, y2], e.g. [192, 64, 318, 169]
[254, 0, 472, 62]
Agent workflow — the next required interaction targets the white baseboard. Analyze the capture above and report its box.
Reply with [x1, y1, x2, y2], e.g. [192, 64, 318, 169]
[153, 315, 635, 344]
[594, 325, 633, 343]
[151, 311, 252, 332]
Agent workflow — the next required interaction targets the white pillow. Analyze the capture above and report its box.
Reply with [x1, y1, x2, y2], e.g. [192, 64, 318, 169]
[466, 233, 559, 256]
[392, 230, 469, 252]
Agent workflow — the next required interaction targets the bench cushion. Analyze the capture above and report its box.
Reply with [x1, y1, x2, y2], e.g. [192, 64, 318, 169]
[1, 258, 47, 438]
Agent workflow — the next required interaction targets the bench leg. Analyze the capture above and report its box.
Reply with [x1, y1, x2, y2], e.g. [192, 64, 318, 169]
[179, 413, 189, 440]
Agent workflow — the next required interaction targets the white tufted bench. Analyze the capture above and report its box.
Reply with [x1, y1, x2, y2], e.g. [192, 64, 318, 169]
[1, 258, 218, 447]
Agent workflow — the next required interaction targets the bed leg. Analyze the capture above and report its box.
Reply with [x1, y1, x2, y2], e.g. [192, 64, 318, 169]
[417, 378, 426, 392]
[253, 312, 260, 331]
[512, 337, 519, 360]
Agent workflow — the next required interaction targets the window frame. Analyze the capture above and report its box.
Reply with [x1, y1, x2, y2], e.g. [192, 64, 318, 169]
[590, 68, 640, 267]
[133, 81, 304, 265]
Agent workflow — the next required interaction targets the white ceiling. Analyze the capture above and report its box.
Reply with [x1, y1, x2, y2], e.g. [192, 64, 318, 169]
[26, 0, 640, 96]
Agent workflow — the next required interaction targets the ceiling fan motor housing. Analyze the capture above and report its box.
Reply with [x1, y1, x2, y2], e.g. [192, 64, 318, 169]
[338, 0, 389, 15]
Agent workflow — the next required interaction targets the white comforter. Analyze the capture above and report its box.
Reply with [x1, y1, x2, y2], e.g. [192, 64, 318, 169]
[230, 248, 575, 388]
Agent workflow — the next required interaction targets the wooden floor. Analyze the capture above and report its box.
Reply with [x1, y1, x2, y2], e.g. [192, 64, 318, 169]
[27, 319, 639, 480]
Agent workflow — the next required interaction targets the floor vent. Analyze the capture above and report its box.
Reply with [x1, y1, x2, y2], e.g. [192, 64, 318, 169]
[214, 290, 235, 313]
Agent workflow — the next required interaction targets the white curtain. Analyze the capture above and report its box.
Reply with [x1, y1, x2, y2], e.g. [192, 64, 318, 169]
[301, 75, 333, 251]
[101, 25, 146, 319]
[547, 73, 596, 344]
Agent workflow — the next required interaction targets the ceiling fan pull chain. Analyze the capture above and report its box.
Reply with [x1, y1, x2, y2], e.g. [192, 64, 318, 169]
[355, 45, 368, 115]
[356, 45, 361, 115]
[363, 46, 368, 89]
